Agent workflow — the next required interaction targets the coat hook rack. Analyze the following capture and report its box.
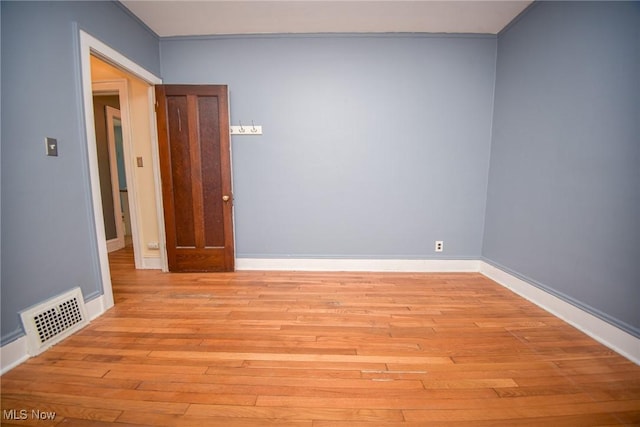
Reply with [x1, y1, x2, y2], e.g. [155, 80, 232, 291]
[230, 120, 263, 135]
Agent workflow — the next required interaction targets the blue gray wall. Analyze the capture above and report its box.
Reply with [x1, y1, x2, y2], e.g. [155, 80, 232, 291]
[0, 1, 160, 344]
[483, 2, 640, 335]
[160, 35, 497, 259]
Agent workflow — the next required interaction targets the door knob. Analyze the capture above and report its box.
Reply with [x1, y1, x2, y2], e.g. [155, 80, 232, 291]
[222, 195, 230, 202]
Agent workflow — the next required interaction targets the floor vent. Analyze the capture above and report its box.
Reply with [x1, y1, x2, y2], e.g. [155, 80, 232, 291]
[20, 287, 89, 356]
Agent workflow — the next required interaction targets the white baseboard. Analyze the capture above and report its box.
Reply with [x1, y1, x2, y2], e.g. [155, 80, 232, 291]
[0, 336, 29, 375]
[236, 258, 480, 272]
[142, 255, 162, 270]
[85, 294, 110, 321]
[480, 261, 640, 365]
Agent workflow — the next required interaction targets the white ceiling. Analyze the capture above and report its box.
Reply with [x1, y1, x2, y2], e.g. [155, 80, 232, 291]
[120, 1, 533, 37]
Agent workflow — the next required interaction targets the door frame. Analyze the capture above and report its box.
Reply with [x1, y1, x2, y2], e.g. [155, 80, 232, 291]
[79, 29, 165, 312]
[104, 104, 126, 252]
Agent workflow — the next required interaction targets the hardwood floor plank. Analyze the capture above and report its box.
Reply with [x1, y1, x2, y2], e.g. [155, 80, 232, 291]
[204, 365, 363, 379]
[313, 413, 624, 427]
[147, 350, 453, 365]
[256, 391, 599, 410]
[2, 362, 111, 379]
[116, 412, 312, 427]
[1, 370, 140, 391]
[109, 370, 424, 391]
[402, 400, 640, 422]
[47, 419, 148, 427]
[240, 359, 388, 372]
[387, 360, 555, 372]
[421, 378, 518, 389]
[136, 379, 427, 400]
[185, 404, 405, 422]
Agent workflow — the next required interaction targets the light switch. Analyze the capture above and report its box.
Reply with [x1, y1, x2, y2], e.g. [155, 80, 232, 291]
[45, 137, 58, 157]
[136, 157, 144, 167]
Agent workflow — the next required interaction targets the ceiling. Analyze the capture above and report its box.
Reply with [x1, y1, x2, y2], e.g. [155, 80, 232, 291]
[120, 1, 534, 37]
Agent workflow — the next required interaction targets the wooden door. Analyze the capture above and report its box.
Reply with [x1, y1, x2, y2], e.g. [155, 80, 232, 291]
[155, 85, 234, 272]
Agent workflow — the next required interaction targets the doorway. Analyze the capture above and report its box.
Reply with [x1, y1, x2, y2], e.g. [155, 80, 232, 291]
[89, 57, 168, 269]
[79, 30, 165, 314]
[106, 107, 132, 248]
[92, 95, 130, 253]
[90, 75, 144, 266]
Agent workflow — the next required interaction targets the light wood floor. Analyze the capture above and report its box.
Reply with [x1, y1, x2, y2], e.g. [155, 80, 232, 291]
[2, 247, 639, 426]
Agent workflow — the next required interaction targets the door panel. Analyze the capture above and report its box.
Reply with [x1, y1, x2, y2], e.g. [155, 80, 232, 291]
[156, 85, 234, 272]
[198, 96, 226, 248]
[166, 96, 196, 247]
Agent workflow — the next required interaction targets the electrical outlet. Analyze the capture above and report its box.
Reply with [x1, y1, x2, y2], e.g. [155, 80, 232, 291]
[435, 240, 444, 252]
[147, 242, 159, 250]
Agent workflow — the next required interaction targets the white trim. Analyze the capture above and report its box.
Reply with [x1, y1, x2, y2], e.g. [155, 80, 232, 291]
[236, 258, 480, 272]
[83, 33, 161, 85]
[85, 294, 110, 321]
[105, 105, 126, 252]
[142, 256, 163, 270]
[80, 32, 114, 311]
[106, 237, 124, 253]
[480, 261, 640, 365]
[226, 86, 238, 272]
[79, 30, 164, 315]
[147, 86, 169, 272]
[0, 337, 29, 375]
